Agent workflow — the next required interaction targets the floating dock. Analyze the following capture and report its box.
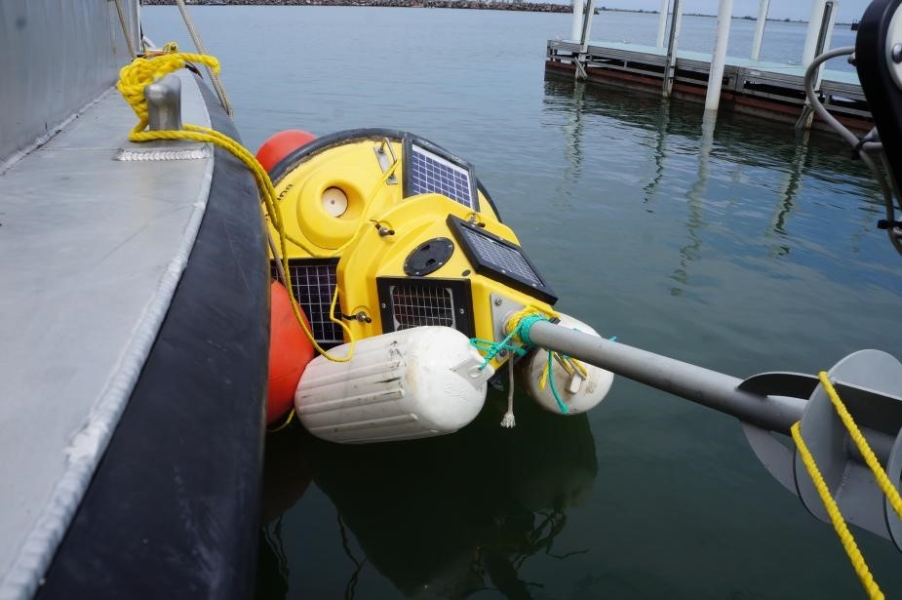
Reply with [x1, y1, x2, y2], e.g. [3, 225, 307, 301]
[545, 40, 871, 131]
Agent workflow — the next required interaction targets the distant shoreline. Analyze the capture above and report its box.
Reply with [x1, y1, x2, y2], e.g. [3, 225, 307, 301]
[142, 1, 851, 25]
[141, 0, 571, 13]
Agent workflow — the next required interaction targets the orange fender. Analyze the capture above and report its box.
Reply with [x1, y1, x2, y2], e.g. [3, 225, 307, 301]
[267, 281, 315, 424]
[256, 130, 316, 173]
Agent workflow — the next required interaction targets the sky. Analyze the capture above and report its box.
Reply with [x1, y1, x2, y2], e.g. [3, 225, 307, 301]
[597, 0, 872, 23]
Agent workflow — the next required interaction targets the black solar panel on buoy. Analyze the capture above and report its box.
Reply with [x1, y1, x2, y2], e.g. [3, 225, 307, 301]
[403, 138, 479, 211]
[447, 215, 557, 304]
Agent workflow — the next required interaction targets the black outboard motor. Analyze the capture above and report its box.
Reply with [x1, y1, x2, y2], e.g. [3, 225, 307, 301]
[856, 0, 902, 245]
[857, 0, 902, 177]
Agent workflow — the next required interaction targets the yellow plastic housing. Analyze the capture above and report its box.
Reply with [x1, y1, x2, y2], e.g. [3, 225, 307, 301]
[267, 136, 555, 371]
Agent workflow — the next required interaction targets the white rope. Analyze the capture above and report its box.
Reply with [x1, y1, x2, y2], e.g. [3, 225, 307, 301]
[501, 362, 516, 428]
[113, 0, 137, 59]
[174, 0, 234, 118]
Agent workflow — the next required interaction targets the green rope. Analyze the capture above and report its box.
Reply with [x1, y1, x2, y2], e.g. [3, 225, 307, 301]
[514, 314, 548, 346]
[470, 330, 526, 371]
[546, 351, 569, 414]
[471, 312, 577, 415]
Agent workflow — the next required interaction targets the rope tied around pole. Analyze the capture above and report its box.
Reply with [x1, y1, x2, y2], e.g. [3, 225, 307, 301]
[470, 306, 591, 423]
[507, 307, 576, 414]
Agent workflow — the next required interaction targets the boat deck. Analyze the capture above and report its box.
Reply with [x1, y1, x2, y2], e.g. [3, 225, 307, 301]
[0, 70, 213, 596]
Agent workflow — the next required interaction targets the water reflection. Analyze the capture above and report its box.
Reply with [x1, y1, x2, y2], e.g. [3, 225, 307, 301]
[541, 74, 881, 276]
[557, 81, 585, 204]
[257, 390, 597, 598]
[767, 130, 811, 257]
[257, 422, 314, 599]
[670, 114, 716, 296]
[643, 102, 671, 207]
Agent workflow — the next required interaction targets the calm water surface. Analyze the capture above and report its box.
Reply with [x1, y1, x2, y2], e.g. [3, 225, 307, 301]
[145, 7, 902, 598]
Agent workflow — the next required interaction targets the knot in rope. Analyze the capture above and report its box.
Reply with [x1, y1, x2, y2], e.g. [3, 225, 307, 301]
[116, 51, 220, 136]
[470, 332, 527, 371]
[511, 314, 548, 346]
[471, 307, 580, 415]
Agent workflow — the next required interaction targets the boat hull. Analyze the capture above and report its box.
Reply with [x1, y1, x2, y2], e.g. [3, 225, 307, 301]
[36, 78, 270, 599]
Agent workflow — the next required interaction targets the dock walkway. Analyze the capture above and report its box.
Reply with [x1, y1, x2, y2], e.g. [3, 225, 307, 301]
[546, 40, 870, 130]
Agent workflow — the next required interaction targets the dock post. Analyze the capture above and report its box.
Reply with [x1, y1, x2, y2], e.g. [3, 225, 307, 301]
[570, 0, 584, 42]
[798, 0, 838, 128]
[656, 0, 670, 48]
[751, 0, 770, 61]
[802, 0, 837, 68]
[575, 0, 596, 81]
[704, 0, 734, 112]
[584, 0, 597, 46]
[662, 0, 683, 98]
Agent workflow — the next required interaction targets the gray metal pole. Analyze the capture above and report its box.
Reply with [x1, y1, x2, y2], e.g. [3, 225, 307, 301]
[705, 0, 734, 112]
[656, 0, 670, 47]
[797, 0, 838, 129]
[662, 0, 683, 98]
[584, 0, 597, 43]
[802, 0, 829, 66]
[525, 320, 807, 433]
[750, 0, 770, 61]
[575, 0, 596, 81]
[571, 0, 584, 42]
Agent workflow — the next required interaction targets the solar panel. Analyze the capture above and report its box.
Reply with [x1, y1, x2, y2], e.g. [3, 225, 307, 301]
[459, 228, 545, 288]
[405, 141, 477, 210]
[447, 216, 557, 304]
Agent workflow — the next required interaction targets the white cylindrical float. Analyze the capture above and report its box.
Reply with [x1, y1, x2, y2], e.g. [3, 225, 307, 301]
[295, 326, 493, 444]
[517, 313, 614, 415]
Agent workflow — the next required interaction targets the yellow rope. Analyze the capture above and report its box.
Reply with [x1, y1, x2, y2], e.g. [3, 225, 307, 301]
[504, 304, 559, 338]
[817, 372, 902, 520]
[117, 51, 356, 362]
[504, 305, 590, 395]
[267, 409, 296, 433]
[791, 372, 902, 600]
[791, 422, 884, 600]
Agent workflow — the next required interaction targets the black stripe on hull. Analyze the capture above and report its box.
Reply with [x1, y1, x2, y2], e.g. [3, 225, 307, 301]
[37, 80, 270, 598]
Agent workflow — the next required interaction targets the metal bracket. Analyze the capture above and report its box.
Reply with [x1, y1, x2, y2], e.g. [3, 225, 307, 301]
[374, 138, 398, 185]
[489, 294, 528, 360]
[451, 356, 495, 388]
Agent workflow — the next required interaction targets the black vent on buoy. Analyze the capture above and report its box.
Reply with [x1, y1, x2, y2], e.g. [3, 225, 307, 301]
[377, 277, 474, 338]
[271, 258, 343, 346]
[403, 237, 455, 277]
